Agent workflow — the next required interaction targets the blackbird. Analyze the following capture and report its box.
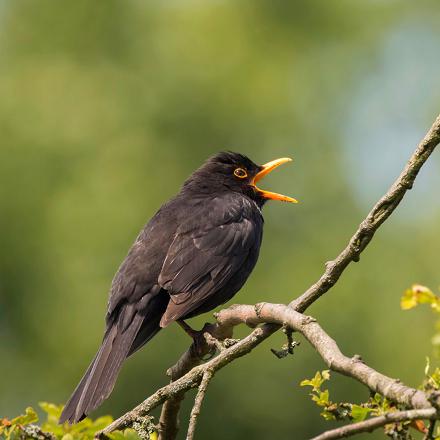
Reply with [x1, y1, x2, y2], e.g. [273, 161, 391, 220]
[60, 151, 297, 424]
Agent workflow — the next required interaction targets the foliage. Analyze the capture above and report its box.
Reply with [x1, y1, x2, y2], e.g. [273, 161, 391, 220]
[300, 283, 440, 439]
[300, 370, 420, 439]
[300, 370, 393, 423]
[401, 285, 440, 354]
[0, 403, 157, 440]
[401, 285, 440, 312]
[401, 284, 440, 439]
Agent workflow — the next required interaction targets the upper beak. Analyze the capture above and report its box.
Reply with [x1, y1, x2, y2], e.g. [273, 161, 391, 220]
[251, 157, 298, 203]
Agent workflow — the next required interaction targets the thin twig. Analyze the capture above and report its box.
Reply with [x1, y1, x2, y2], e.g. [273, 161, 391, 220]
[186, 369, 214, 440]
[310, 408, 437, 440]
[97, 114, 440, 440]
[157, 325, 224, 439]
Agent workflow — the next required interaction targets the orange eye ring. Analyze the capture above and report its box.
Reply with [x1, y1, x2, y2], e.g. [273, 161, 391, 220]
[234, 168, 248, 179]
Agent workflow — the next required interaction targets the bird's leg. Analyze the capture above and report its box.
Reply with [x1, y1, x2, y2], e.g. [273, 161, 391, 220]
[177, 320, 202, 339]
[177, 320, 217, 359]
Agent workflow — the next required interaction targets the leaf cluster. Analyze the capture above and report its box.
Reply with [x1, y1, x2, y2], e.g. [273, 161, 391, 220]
[401, 284, 440, 355]
[300, 371, 416, 439]
[401, 285, 440, 312]
[0, 403, 156, 440]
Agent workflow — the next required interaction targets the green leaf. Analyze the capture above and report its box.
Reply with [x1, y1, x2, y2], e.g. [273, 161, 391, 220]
[401, 284, 437, 310]
[91, 416, 114, 431]
[400, 293, 417, 310]
[109, 429, 143, 440]
[425, 357, 431, 376]
[321, 410, 336, 421]
[39, 401, 64, 427]
[373, 393, 382, 404]
[322, 370, 330, 380]
[351, 405, 371, 422]
[69, 417, 93, 434]
[108, 431, 127, 440]
[300, 379, 314, 387]
[312, 389, 330, 407]
[432, 301, 440, 312]
[10, 407, 38, 426]
[300, 370, 330, 392]
[123, 429, 142, 440]
[430, 368, 440, 389]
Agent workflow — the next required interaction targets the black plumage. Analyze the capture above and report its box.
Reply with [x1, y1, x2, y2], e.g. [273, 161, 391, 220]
[59, 151, 296, 424]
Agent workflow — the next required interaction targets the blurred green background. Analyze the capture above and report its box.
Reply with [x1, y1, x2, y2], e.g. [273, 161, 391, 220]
[1, 1, 439, 438]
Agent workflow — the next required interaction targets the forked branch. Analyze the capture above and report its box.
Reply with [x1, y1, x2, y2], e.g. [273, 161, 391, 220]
[96, 114, 440, 440]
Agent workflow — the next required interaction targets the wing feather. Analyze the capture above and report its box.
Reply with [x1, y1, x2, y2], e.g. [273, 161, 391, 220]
[158, 195, 262, 326]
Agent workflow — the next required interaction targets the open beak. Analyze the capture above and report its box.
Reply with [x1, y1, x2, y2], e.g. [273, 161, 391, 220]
[251, 157, 298, 203]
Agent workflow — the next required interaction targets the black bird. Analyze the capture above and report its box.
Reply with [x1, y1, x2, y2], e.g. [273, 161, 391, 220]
[59, 151, 297, 424]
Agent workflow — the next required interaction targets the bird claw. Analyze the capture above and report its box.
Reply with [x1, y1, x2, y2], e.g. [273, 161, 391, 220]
[178, 320, 204, 339]
[179, 320, 238, 358]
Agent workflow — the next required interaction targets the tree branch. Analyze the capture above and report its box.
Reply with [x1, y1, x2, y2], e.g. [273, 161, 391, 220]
[157, 391, 184, 440]
[215, 303, 431, 409]
[290, 112, 440, 313]
[97, 326, 268, 437]
[96, 114, 440, 439]
[99, 302, 434, 437]
[310, 408, 436, 440]
[186, 369, 214, 440]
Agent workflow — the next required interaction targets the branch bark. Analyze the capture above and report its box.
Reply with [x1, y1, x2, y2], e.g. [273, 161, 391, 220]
[186, 369, 214, 440]
[310, 408, 436, 440]
[215, 303, 432, 409]
[99, 302, 435, 437]
[96, 114, 440, 439]
[97, 327, 268, 437]
[290, 112, 440, 312]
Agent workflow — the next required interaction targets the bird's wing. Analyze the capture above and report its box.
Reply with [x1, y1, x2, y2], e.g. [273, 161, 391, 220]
[105, 202, 177, 323]
[158, 195, 261, 327]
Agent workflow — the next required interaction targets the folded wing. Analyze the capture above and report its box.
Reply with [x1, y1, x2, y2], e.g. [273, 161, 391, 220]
[158, 195, 262, 327]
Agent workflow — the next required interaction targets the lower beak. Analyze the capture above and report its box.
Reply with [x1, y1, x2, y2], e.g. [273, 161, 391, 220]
[251, 157, 298, 203]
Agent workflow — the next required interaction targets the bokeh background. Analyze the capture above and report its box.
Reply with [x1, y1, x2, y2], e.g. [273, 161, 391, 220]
[1, 1, 440, 438]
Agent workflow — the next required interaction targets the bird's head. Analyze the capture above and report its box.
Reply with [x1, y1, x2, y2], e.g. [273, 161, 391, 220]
[183, 151, 298, 207]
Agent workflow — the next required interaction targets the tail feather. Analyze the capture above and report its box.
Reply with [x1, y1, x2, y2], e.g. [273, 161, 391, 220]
[127, 293, 169, 356]
[76, 322, 125, 419]
[58, 353, 99, 423]
[60, 293, 170, 425]
[59, 313, 144, 424]
[127, 316, 163, 356]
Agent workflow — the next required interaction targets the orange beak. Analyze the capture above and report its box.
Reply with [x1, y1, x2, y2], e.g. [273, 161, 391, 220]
[251, 157, 298, 203]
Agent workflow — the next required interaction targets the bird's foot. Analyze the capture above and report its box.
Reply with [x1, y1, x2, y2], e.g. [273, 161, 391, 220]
[177, 320, 204, 339]
[178, 320, 217, 359]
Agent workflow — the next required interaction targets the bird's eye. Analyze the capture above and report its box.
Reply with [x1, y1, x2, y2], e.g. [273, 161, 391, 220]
[234, 168, 248, 179]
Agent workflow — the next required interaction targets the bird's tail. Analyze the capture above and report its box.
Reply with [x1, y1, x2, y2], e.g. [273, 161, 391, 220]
[59, 303, 164, 425]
